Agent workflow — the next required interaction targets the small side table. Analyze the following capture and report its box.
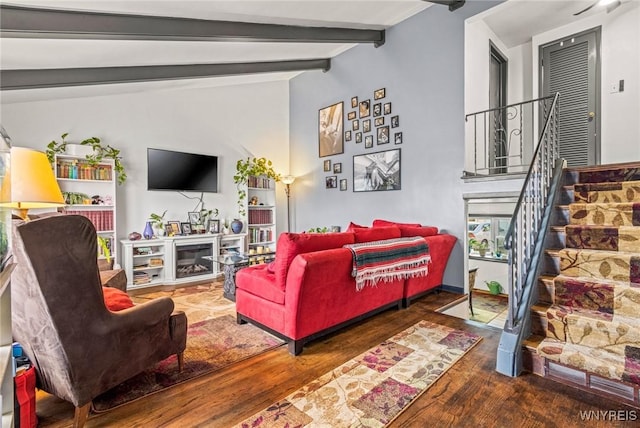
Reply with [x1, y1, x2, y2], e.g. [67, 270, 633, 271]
[468, 267, 478, 317]
[212, 252, 275, 301]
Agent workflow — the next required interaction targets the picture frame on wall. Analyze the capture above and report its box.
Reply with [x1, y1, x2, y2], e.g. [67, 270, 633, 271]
[394, 132, 403, 145]
[373, 103, 382, 117]
[377, 126, 390, 144]
[167, 221, 182, 236]
[351, 96, 358, 108]
[345, 130, 352, 142]
[340, 179, 348, 191]
[359, 99, 370, 118]
[355, 132, 363, 143]
[319, 101, 344, 158]
[188, 211, 201, 225]
[333, 162, 342, 174]
[365, 135, 373, 148]
[352, 120, 359, 131]
[181, 222, 192, 234]
[363, 119, 371, 133]
[374, 117, 384, 127]
[353, 148, 401, 192]
[347, 111, 356, 120]
[326, 176, 338, 189]
[384, 102, 392, 115]
[324, 159, 331, 172]
[391, 115, 400, 128]
[374, 88, 386, 100]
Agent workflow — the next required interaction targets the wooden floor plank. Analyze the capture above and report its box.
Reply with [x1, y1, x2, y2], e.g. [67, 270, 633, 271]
[34, 289, 638, 427]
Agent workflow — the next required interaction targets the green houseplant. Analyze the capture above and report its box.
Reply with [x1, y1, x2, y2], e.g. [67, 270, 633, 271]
[149, 211, 167, 236]
[233, 157, 281, 217]
[46, 133, 127, 185]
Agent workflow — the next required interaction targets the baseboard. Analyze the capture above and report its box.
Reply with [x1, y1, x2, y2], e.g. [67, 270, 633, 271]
[440, 283, 463, 294]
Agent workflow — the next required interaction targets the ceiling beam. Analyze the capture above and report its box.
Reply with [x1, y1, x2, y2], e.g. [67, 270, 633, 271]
[425, 1, 466, 12]
[0, 59, 331, 90]
[0, 5, 385, 46]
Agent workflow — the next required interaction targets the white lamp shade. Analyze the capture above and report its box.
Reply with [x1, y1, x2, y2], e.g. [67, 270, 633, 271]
[1, 147, 65, 210]
[282, 175, 296, 185]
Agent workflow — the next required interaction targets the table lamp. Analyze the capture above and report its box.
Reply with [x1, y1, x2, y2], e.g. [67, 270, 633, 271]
[1, 146, 66, 219]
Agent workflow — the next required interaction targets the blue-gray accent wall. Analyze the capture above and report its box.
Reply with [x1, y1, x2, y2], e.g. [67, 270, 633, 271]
[289, 2, 499, 290]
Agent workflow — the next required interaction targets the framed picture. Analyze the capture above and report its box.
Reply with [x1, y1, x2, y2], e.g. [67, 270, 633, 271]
[166, 221, 181, 236]
[374, 117, 384, 127]
[355, 132, 363, 143]
[340, 179, 348, 191]
[374, 88, 386, 100]
[326, 176, 337, 189]
[394, 132, 403, 145]
[359, 99, 370, 118]
[384, 102, 392, 115]
[319, 101, 344, 158]
[345, 130, 352, 142]
[324, 159, 331, 172]
[377, 126, 390, 144]
[351, 96, 358, 108]
[352, 120, 359, 131]
[347, 111, 356, 120]
[208, 219, 220, 233]
[333, 162, 342, 174]
[391, 115, 400, 128]
[188, 211, 201, 225]
[365, 135, 373, 148]
[181, 222, 193, 234]
[373, 103, 382, 117]
[353, 148, 401, 192]
[363, 119, 371, 133]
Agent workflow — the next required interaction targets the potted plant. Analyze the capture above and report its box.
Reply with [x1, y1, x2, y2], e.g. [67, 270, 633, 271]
[97, 236, 112, 269]
[485, 280, 502, 295]
[472, 240, 489, 257]
[46, 133, 127, 185]
[233, 156, 281, 217]
[149, 211, 167, 237]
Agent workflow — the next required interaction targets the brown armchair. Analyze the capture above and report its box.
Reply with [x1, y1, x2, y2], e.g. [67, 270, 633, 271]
[11, 215, 187, 427]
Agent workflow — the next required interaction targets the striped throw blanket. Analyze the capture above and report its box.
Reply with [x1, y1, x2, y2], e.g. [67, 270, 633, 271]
[344, 237, 431, 291]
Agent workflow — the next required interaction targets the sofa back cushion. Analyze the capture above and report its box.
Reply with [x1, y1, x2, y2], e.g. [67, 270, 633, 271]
[399, 225, 439, 237]
[372, 219, 421, 228]
[274, 232, 356, 290]
[353, 225, 401, 243]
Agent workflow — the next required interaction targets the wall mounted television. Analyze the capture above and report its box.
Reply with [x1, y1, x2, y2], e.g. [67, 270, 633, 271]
[147, 148, 218, 192]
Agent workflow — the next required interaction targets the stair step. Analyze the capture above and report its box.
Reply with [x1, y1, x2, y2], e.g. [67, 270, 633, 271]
[573, 162, 640, 184]
[530, 303, 550, 336]
[522, 334, 546, 375]
[565, 225, 640, 252]
[550, 225, 566, 233]
[574, 180, 640, 203]
[568, 202, 640, 227]
[559, 248, 640, 284]
[538, 275, 555, 304]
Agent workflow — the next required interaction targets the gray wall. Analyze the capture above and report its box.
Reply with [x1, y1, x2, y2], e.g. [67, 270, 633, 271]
[289, 2, 499, 289]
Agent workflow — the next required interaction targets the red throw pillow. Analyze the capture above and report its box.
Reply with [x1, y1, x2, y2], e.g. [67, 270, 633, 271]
[273, 232, 355, 290]
[346, 222, 368, 232]
[102, 287, 134, 311]
[372, 219, 421, 228]
[399, 225, 439, 237]
[354, 226, 401, 243]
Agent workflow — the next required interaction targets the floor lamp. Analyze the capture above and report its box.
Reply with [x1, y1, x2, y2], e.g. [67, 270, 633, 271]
[1, 147, 66, 219]
[281, 175, 296, 232]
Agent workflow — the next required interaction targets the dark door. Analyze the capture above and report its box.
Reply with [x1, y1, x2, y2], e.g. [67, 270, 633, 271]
[489, 44, 508, 173]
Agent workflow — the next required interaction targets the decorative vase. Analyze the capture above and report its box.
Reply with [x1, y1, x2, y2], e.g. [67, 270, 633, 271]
[231, 219, 243, 234]
[154, 226, 166, 237]
[143, 221, 154, 239]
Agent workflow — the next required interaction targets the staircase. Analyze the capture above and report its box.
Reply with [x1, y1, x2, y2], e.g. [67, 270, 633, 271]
[528, 162, 640, 406]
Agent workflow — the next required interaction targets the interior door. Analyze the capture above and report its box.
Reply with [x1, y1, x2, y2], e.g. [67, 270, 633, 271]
[489, 44, 508, 173]
[541, 28, 600, 166]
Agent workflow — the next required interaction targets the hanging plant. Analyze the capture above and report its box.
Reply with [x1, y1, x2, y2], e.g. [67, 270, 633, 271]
[46, 133, 128, 185]
[233, 157, 281, 216]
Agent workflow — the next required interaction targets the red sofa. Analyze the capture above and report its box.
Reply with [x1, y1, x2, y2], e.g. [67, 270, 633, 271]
[235, 220, 456, 354]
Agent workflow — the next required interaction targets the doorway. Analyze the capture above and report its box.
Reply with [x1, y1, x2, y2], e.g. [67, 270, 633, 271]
[540, 28, 601, 166]
[489, 43, 508, 174]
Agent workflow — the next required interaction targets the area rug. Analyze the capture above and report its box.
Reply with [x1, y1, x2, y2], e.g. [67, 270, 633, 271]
[469, 293, 508, 324]
[92, 284, 284, 412]
[234, 320, 482, 427]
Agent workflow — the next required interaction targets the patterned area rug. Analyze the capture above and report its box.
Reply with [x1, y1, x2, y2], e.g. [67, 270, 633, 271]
[234, 320, 482, 427]
[469, 293, 508, 324]
[92, 283, 284, 412]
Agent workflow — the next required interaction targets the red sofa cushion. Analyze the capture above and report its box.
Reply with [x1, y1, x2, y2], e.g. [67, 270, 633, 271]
[102, 286, 134, 311]
[399, 225, 439, 237]
[236, 264, 284, 304]
[346, 222, 368, 232]
[274, 232, 355, 291]
[372, 219, 421, 228]
[353, 225, 401, 243]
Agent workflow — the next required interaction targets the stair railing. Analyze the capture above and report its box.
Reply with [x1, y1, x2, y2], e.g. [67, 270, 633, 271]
[496, 92, 562, 377]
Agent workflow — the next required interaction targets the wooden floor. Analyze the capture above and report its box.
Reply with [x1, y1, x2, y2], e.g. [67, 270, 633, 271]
[35, 289, 638, 427]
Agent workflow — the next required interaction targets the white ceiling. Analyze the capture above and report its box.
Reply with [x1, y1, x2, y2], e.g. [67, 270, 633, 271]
[0, 0, 629, 104]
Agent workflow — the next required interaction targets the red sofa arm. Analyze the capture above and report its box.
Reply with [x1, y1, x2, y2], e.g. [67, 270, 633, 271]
[404, 234, 457, 301]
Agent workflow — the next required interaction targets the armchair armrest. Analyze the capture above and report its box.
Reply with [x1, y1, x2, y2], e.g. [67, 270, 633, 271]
[93, 297, 175, 335]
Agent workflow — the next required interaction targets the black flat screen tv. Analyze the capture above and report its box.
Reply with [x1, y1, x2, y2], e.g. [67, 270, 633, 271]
[147, 148, 218, 192]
